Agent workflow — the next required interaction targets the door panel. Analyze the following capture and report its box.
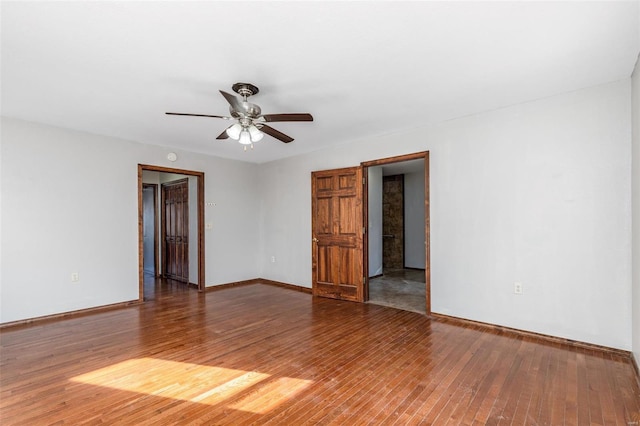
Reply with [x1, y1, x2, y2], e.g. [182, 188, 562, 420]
[316, 198, 332, 235]
[312, 166, 363, 302]
[162, 179, 189, 283]
[338, 196, 357, 234]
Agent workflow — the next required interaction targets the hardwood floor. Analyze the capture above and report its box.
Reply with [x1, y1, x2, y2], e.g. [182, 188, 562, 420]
[1, 280, 639, 425]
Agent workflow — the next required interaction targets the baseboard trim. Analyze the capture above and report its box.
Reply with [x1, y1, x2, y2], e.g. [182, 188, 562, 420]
[0, 299, 142, 330]
[204, 279, 261, 291]
[257, 279, 313, 294]
[8, 283, 628, 369]
[369, 273, 384, 279]
[2, 278, 310, 327]
[631, 354, 640, 389]
[205, 278, 312, 294]
[430, 312, 631, 358]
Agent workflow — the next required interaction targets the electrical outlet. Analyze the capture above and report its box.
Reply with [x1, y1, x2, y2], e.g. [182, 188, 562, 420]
[71, 272, 80, 282]
[514, 282, 523, 295]
[271, 256, 276, 263]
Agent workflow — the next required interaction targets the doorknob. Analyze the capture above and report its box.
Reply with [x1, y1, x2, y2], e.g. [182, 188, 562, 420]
[312, 237, 319, 243]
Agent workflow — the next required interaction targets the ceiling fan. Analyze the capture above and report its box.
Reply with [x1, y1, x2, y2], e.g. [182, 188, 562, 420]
[166, 82, 313, 151]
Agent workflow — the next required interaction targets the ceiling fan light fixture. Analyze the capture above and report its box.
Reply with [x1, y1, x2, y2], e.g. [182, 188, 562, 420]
[226, 123, 243, 139]
[248, 124, 263, 142]
[238, 129, 252, 145]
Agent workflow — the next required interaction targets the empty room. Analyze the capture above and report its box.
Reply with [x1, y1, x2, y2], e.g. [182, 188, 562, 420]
[2, 1, 640, 424]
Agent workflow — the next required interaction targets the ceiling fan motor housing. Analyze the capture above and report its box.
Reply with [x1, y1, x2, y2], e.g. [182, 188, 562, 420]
[230, 102, 262, 119]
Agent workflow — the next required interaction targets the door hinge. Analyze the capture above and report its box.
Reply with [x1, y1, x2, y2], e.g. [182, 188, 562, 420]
[363, 177, 366, 185]
[362, 226, 366, 235]
[363, 276, 366, 283]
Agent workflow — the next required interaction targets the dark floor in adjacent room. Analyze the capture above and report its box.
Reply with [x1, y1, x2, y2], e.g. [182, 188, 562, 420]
[368, 268, 427, 314]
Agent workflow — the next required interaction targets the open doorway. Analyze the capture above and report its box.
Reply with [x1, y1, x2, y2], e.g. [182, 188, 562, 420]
[362, 152, 430, 314]
[137, 164, 205, 301]
[142, 183, 158, 277]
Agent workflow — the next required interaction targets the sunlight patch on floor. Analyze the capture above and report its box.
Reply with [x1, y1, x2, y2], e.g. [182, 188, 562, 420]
[228, 376, 314, 414]
[71, 357, 312, 412]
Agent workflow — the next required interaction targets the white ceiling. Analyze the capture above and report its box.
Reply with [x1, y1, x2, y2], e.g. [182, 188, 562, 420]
[2, 1, 639, 164]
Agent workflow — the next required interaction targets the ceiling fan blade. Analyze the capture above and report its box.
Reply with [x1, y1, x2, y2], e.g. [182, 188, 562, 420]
[219, 90, 244, 112]
[262, 113, 314, 122]
[260, 125, 294, 143]
[166, 112, 228, 119]
[216, 127, 230, 140]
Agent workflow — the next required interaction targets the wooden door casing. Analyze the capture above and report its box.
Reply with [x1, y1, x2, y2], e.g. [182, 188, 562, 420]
[161, 178, 189, 283]
[361, 151, 430, 314]
[312, 166, 364, 302]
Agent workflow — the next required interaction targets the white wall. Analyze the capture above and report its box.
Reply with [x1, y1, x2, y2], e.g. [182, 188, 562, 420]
[0, 117, 261, 323]
[142, 186, 155, 274]
[404, 170, 426, 269]
[368, 166, 383, 277]
[141, 170, 161, 275]
[259, 80, 632, 350]
[1, 78, 634, 352]
[632, 55, 640, 366]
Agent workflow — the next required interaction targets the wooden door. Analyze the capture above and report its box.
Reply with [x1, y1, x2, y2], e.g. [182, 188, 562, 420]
[312, 166, 364, 302]
[162, 179, 189, 283]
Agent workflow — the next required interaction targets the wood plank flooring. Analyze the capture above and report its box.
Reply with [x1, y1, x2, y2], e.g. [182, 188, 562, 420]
[1, 280, 639, 425]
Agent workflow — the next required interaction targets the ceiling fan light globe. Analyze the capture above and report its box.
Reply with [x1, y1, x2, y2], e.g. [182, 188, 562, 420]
[248, 125, 264, 142]
[226, 123, 242, 140]
[239, 130, 252, 145]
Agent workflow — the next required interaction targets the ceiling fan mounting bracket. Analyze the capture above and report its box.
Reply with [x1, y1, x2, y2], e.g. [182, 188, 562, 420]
[232, 82, 259, 99]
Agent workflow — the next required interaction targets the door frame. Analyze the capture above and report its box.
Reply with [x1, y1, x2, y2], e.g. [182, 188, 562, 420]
[142, 183, 159, 277]
[361, 151, 430, 314]
[137, 164, 205, 300]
